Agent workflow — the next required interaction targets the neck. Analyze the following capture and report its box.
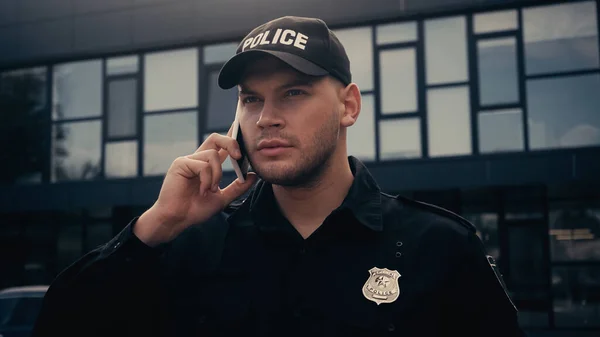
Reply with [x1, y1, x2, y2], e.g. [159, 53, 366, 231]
[272, 152, 354, 239]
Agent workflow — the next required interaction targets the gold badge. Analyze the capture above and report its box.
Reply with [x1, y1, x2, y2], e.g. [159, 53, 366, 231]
[362, 267, 401, 305]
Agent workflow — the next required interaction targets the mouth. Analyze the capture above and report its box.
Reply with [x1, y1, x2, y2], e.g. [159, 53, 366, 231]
[256, 139, 292, 157]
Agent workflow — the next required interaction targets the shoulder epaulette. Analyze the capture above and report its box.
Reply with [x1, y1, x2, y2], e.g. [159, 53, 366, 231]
[395, 195, 477, 233]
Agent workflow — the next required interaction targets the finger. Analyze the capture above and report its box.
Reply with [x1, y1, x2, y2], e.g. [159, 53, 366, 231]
[199, 133, 241, 160]
[186, 150, 224, 191]
[218, 148, 230, 164]
[199, 149, 222, 192]
[197, 161, 213, 197]
[220, 172, 258, 206]
[173, 156, 203, 179]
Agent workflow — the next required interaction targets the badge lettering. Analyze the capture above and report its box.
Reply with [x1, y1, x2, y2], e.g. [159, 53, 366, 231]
[241, 29, 309, 51]
[362, 267, 401, 305]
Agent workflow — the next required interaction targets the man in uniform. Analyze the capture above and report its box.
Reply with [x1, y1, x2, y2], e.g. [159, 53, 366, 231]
[32, 16, 526, 337]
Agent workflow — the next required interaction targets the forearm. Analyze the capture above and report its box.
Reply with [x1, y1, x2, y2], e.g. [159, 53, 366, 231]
[31, 218, 167, 337]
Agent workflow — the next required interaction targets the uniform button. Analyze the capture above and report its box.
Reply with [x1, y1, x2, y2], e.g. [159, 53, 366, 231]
[388, 323, 396, 332]
[198, 315, 206, 324]
[293, 309, 302, 318]
[395, 252, 402, 258]
[396, 241, 403, 247]
[299, 247, 306, 254]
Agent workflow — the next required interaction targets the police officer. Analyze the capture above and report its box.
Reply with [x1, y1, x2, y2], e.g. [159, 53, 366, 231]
[32, 16, 526, 337]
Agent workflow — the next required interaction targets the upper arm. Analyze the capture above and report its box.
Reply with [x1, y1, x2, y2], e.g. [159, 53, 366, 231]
[451, 231, 525, 336]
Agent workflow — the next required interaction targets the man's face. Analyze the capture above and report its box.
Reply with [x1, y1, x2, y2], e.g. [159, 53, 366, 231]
[237, 56, 344, 186]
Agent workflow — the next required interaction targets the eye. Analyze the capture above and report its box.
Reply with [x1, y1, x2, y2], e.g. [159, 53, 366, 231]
[242, 96, 260, 104]
[285, 89, 305, 97]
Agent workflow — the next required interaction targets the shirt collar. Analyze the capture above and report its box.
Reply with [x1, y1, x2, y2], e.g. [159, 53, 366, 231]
[227, 156, 383, 232]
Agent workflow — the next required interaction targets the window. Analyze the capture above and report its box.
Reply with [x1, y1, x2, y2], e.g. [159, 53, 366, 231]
[474, 10, 518, 33]
[105, 141, 138, 178]
[144, 111, 197, 175]
[379, 48, 418, 114]
[379, 118, 421, 159]
[552, 266, 600, 327]
[527, 74, 600, 150]
[523, 1, 599, 75]
[477, 38, 519, 106]
[478, 109, 524, 153]
[107, 78, 137, 138]
[425, 16, 468, 85]
[144, 48, 198, 112]
[549, 204, 600, 262]
[107, 55, 139, 75]
[0, 67, 47, 184]
[376, 21, 417, 45]
[57, 222, 83, 272]
[427, 86, 472, 156]
[347, 94, 375, 161]
[52, 120, 102, 182]
[206, 70, 237, 131]
[333, 27, 374, 91]
[52, 60, 102, 120]
[203, 42, 238, 64]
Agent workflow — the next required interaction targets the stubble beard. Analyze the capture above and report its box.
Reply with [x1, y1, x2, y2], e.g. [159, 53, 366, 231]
[249, 110, 340, 188]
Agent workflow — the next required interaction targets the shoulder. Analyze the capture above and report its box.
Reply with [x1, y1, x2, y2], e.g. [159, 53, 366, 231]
[379, 192, 477, 241]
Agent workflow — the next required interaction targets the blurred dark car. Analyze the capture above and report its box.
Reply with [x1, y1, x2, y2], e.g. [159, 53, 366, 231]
[0, 285, 48, 337]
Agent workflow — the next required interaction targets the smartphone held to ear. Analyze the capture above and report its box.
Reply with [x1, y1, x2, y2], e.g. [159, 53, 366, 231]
[230, 100, 250, 183]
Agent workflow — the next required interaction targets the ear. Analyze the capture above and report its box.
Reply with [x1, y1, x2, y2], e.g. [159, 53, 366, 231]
[340, 83, 361, 128]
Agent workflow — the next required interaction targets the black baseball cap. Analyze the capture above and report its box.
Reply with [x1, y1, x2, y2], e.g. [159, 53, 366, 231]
[218, 16, 351, 89]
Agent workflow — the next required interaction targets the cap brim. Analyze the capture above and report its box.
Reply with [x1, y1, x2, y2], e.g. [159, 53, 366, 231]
[218, 49, 329, 89]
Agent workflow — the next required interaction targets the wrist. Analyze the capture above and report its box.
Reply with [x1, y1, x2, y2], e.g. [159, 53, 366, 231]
[134, 206, 178, 247]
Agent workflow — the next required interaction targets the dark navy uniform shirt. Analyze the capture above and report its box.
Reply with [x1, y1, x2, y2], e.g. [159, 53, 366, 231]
[32, 157, 526, 337]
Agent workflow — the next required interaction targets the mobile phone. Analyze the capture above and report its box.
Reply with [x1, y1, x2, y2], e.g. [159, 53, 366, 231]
[229, 100, 250, 183]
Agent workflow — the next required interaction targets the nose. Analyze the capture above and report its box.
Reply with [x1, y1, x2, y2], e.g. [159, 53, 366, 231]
[255, 101, 284, 129]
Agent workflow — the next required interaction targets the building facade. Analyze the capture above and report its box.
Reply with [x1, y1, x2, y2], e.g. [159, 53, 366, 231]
[0, 0, 599, 335]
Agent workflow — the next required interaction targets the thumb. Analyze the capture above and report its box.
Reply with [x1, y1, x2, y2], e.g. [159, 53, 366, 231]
[220, 172, 258, 206]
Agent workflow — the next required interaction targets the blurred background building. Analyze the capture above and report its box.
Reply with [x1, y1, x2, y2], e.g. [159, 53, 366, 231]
[0, 0, 599, 335]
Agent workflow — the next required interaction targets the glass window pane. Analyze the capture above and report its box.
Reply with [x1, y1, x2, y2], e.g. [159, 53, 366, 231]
[203, 42, 238, 64]
[425, 16, 468, 85]
[478, 38, 519, 105]
[144, 111, 197, 175]
[105, 141, 138, 178]
[52, 120, 102, 182]
[427, 86, 472, 156]
[376, 21, 417, 45]
[107, 78, 137, 138]
[203, 133, 234, 172]
[144, 48, 198, 112]
[86, 222, 113, 252]
[380, 48, 417, 114]
[107, 55, 138, 75]
[553, 267, 600, 327]
[379, 118, 421, 159]
[478, 109, 524, 153]
[474, 10, 518, 33]
[207, 71, 237, 130]
[57, 223, 82, 273]
[347, 94, 375, 161]
[549, 204, 600, 262]
[527, 74, 600, 150]
[23, 220, 55, 285]
[52, 60, 102, 120]
[524, 1, 599, 75]
[0, 67, 47, 184]
[333, 27, 373, 91]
